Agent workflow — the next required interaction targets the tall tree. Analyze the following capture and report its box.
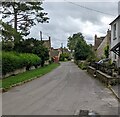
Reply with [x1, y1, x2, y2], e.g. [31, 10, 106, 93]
[74, 38, 91, 60]
[67, 32, 84, 52]
[1, 20, 22, 42]
[1, 20, 22, 51]
[14, 38, 49, 67]
[67, 32, 92, 60]
[2, 1, 49, 36]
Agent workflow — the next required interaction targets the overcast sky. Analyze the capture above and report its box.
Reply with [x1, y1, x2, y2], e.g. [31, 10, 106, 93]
[28, 0, 119, 48]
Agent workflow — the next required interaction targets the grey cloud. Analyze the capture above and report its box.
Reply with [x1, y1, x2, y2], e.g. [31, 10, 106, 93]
[28, 2, 119, 48]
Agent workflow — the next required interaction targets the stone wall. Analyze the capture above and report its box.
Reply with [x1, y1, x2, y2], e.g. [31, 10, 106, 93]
[2, 67, 26, 79]
[87, 66, 120, 85]
[96, 30, 111, 59]
[87, 66, 96, 76]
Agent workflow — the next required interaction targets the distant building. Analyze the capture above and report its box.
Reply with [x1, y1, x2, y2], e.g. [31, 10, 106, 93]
[110, 15, 120, 68]
[94, 35, 105, 51]
[42, 36, 51, 50]
[95, 30, 111, 59]
[50, 48, 62, 63]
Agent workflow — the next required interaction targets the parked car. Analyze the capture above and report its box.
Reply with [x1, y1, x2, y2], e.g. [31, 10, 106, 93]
[96, 58, 111, 64]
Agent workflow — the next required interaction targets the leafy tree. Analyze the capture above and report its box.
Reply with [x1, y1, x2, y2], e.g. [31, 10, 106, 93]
[1, 20, 22, 51]
[60, 53, 70, 61]
[67, 32, 84, 52]
[67, 32, 92, 60]
[1, 20, 22, 41]
[74, 39, 91, 60]
[2, 1, 49, 36]
[14, 38, 49, 67]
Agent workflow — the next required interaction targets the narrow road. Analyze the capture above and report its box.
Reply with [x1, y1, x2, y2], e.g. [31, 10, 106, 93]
[2, 62, 119, 115]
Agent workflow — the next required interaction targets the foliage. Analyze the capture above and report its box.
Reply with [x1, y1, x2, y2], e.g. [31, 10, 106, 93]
[86, 50, 97, 62]
[59, 53, 70, 61]
[67, 32, 84, 52]
[2, 51, 41, 75]
[74, 37, 92, 60]
[67, 32, 92, 60]
[77, 61, 88, 70]
[13, 38, 49, 67]
[104, 45, 109, 58]
[2, 1, 49, 36]
[1, 20, 22, 43]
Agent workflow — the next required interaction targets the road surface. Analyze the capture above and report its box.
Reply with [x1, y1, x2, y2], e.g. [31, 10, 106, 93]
[2, 62, 119, 115]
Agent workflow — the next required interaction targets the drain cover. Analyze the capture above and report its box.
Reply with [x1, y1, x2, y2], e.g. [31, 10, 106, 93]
[77, 110, 100, 117]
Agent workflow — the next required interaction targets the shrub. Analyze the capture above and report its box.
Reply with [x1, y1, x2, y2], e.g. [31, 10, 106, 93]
[59, 53, 70, 61]
[78, 61, 88, 70]
[2, 51, 41, 75]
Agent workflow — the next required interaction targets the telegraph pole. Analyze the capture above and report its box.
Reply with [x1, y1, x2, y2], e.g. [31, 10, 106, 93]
[61, 43, 63, 54]
[40, 31, 42, 41]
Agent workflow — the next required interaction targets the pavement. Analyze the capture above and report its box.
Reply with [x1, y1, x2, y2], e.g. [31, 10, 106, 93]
[111, 85, 120, 99]
[2, 62, 120, 115]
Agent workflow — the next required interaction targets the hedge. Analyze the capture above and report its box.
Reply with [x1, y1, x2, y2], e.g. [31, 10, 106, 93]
[2, 51, 41, 75]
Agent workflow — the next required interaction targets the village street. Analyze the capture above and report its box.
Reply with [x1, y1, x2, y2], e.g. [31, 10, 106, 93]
[2, 62, 119, 115]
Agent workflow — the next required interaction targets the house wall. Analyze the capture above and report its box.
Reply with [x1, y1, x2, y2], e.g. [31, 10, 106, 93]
[110, 17, 120, 67]
[94, 35, 104, 51]
[96, 30, 111, 59]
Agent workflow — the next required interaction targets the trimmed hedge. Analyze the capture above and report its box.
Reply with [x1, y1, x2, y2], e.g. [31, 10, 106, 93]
[2, 51, 41, 75]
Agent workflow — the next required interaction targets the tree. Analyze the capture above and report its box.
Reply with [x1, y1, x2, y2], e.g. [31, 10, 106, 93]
[1, 20, 22, 42]
[14, 38, 49, 67]
[67, 32, 84, 52]
[1, 20, 22, 51]
[74, 38, 91, 60]
[59, 53, 70, 61]
[104, 45, 109, 58]
[67, 32, 92, 60]
[2, 1, 49, 36]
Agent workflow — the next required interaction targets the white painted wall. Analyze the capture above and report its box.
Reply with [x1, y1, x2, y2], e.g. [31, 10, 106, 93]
[110, 17, 120, 67]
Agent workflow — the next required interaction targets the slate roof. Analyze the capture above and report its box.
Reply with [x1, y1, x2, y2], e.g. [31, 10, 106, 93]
[50, 49, 60, 57]
[109, 15, 120, 25]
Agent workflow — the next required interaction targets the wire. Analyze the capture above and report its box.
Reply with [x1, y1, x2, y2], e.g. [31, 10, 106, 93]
[64, 0, 116, 16]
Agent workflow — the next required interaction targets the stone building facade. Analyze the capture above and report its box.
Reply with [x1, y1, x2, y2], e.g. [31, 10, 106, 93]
[96, 30, 111, 59]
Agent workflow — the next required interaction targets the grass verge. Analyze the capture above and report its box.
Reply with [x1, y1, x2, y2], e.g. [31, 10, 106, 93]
[0, 63, 60, 90]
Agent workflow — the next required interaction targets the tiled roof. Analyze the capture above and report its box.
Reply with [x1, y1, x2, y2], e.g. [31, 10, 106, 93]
[42, 39, 51, 49]
[50, 49, 60, 57]
[94, 37, 105, 50]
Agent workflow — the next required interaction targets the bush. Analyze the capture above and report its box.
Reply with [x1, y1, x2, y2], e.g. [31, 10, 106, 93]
[2, 51, 41, 75]
[59, 53, 70, 61]
[77, 61, 88, 70]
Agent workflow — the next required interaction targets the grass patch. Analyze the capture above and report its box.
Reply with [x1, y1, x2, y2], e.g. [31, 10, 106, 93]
[1, 63, 59, 90]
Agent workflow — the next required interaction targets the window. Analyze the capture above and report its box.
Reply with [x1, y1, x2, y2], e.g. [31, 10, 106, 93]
[113, 23, 116, 39]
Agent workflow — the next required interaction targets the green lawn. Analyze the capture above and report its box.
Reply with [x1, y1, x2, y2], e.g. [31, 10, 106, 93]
[1, 63, 60, 90]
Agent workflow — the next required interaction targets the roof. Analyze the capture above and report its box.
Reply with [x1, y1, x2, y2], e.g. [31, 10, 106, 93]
[42, 39, 51, 49]
[109, 15, 120, 25]
[94, 37, 105, 50]
[50, 49, 60, 57]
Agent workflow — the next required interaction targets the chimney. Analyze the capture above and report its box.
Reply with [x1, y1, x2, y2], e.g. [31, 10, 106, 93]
[95, 34, 97, 40]
[40, 31, 42, 41]
[107, 29, 111, 35]
[118, 1, 120, 15]
[49, 36, 51, 48]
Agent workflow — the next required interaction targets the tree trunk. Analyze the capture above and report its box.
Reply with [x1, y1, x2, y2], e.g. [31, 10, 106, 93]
[14, 12, 17, 31]
[13, 2, 17, 32]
